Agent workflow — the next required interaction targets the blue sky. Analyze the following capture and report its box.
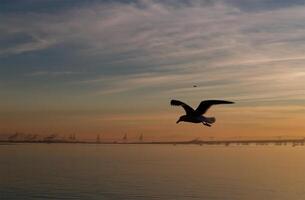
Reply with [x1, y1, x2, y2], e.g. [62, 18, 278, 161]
[1, 0, 305, 138]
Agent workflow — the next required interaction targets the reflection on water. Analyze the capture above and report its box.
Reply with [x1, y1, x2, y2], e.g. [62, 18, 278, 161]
[1, 144, 305, 200]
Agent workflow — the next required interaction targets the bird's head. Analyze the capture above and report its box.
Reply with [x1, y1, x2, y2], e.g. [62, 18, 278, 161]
[176, 115, 187, 124]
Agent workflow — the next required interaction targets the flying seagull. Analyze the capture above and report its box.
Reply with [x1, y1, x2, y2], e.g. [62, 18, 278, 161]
[171, 99, 234, 127]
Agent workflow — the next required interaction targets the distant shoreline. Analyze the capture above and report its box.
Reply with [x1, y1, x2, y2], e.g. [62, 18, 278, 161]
[1, 138, 305, 146]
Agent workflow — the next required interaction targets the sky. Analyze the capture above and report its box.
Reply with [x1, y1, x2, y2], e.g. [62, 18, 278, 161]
[0, 0, 305, 140]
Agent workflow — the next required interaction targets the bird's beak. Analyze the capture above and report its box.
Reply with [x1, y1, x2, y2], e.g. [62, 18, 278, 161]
[176, 119, 180, 124]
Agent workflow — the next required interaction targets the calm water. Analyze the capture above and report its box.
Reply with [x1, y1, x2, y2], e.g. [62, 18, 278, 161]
[1, 144, 305, 200]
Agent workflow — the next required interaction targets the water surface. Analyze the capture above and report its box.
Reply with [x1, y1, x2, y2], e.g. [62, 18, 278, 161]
[1, 144, 305, 199]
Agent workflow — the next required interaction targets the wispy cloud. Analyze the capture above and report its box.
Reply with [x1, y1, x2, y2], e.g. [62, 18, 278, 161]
[1, 0, 305, 105]
[27, 70, 81, 77]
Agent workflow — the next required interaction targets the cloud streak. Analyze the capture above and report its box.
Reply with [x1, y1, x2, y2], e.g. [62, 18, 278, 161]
[0, 0, 305, 113]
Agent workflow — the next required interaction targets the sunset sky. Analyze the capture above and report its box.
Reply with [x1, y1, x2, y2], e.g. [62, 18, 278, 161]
[0, 0, 304, 140]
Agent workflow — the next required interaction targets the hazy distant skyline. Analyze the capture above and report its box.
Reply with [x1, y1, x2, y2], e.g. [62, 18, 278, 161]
[0, 0, 304, 139]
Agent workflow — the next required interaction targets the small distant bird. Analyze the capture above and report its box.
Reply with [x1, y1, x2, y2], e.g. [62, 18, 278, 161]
[171, 99, 234, 127]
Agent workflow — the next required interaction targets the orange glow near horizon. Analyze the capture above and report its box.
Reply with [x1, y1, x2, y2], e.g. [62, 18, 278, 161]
[1, 105, 304, 141]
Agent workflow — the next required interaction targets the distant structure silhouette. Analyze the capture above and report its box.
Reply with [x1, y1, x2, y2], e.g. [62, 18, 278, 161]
[69, 134, 76, 141]
[25, 134, 37, 141]
[171, 99, 234, 127]
[96, 134, 101, 143]
[8, 132, 19, 141]
[43, 134, 57, 141]
[123, 133, 127, 142]
[139, 134, 143, 142]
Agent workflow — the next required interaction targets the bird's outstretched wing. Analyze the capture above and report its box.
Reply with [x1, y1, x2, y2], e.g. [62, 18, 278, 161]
[170, 100, 194, 115]
[195, 100, 234, 115]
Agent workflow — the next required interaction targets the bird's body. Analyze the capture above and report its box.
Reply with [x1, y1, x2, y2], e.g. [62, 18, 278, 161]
[171, 99, 234, 127]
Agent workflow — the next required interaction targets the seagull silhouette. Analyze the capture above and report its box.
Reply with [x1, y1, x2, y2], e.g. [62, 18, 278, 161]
[171, 99, 234, 127]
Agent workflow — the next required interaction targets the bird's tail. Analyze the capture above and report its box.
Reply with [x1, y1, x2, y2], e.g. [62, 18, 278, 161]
[206, 117, 216, 124]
